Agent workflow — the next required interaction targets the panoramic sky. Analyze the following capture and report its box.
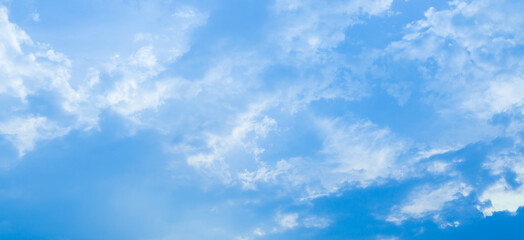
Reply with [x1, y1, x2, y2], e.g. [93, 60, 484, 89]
[1, 0, 524, 239]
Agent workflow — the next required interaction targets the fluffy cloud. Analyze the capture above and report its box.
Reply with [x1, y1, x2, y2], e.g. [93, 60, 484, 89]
[479, 150, 524, 216]
[479, 179, 524, 217]
[0, 6, 77, 155]
[0, 7, 72, 102]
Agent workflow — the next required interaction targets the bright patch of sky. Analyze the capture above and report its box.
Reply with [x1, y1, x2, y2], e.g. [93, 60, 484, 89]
[2, 0, 524, 239]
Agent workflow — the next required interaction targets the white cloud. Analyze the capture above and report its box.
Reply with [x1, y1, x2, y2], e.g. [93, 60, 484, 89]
[238, 160, 291, 190]
[272, 0, 393, 55]
[0, 4, 209, 157]
[425, 161, 451, 174]
[0, 6, 70, 101]
[101, 8, 207, 122]
[253, 228, 265, 236]
[483, 151, 524, 180]
[318, 118, 407, 187]
[415, 147, 458, 161]
[128, 45, 157, 68]
[276, 213, 299, 229]
[272, 213, 330, 232]
[4, 0, 524, 236]
[302, 216, 331, 229]
[378, 1, 524, 222]
[0, 6, 31, 54]
[238, 214, 329, 239]
[478, 178, 524, 217]
[103, 75, 176, 121]
[3, 1, 523, 230]
[184, 103, 277, 183]
[157, 0, 402, 196]
[0, 6, 79, 155]
[0, 117, 69, 157]
[388, 0, 524, 121]
[387, 181, 472, 223]
[479, 151, 524, 216]
[227, 117, 408, 199]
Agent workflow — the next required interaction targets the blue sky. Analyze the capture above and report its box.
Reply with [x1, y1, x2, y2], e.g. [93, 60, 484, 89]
[1, 0, 524, 239]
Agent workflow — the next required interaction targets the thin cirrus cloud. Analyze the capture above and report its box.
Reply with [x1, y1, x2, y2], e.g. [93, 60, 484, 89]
[1, 0, 524, 239]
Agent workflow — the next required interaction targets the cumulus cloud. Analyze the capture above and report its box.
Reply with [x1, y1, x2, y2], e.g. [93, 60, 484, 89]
[479, 150, 524, 216]
[479, 179, 524, 217]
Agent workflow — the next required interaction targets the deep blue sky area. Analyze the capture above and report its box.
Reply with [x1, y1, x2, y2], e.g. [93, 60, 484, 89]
[2, 0, 524, 239]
